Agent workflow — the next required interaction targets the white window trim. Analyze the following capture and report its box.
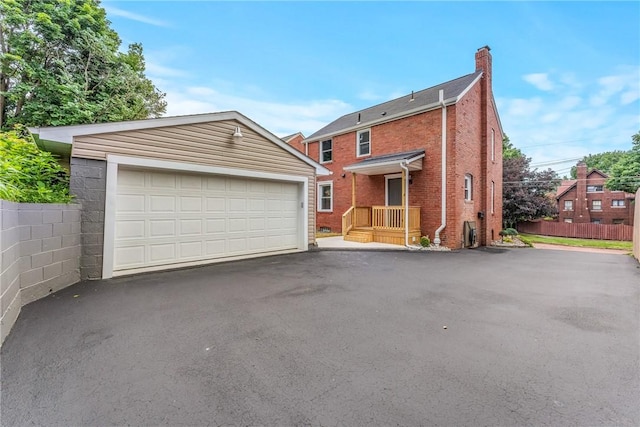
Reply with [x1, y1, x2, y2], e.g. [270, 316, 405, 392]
[464, 174, 473, 201]
[317, 180, 333, 212]
[564, 200, 573, 211]
[612, 200, 625, 207]
[491, 180, 495, 214]
[320, 139, 333, 164]
[592, 200, 602, 211]
[356, 129, 371, 158]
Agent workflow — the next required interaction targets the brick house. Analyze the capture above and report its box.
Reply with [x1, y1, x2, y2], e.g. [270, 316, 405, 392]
[291, 47, 503, 248]
[282, 132, 305, 154]
[556, 161, 635, 225]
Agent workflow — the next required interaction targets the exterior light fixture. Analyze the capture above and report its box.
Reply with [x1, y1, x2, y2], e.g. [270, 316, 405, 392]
[232, 126, 243, 142]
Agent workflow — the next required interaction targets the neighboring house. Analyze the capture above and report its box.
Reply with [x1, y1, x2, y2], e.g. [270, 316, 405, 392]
[282, 132, 306, 154]
[31, 111, 330, 280]
[556, 161, 635, 225]
[300, 47, 503, 248]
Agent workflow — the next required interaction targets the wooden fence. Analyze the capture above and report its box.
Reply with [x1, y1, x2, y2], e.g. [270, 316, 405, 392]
[634, 189, 639, 260]
[517, 220, 634, 241]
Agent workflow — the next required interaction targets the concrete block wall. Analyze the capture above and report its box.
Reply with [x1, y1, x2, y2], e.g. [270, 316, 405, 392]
[70, 157, 106, 280]
[0, 200, 81, 345]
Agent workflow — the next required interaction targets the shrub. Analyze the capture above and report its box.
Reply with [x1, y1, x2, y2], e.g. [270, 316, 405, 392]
[0, 127, 72, 203]
[420, 235, 431, 247]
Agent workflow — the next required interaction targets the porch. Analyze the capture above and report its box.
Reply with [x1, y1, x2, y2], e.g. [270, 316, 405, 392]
[342, 206, 422, 245]
[340, 149, 425, 246]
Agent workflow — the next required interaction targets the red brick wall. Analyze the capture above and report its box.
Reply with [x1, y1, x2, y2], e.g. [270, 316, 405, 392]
[558, 171, 635, 225]
[312, 47, 503, 248]
[285, 134, 306, 154]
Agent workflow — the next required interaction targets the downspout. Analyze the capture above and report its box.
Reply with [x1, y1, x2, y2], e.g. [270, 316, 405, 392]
[434, 89, 447, 247]
[305, 142, 309, 156]
[400, 160, 410, 247]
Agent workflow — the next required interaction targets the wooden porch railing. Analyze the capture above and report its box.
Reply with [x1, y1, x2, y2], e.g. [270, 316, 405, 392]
[371, 206, 420, 230]
[342, 206, 372, 236]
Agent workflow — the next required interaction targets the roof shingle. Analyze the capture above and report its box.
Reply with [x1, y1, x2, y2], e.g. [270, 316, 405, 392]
[306, 71, 482, 141]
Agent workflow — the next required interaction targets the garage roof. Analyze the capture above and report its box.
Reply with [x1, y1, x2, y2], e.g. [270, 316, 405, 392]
[29, 111, 330, 175]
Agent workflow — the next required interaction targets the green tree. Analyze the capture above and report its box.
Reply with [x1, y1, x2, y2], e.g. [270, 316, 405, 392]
[502, 137, 559, 228]
[0, 126, 71, 203]
[502, 134, 524, 160]
[0, 0, 166, 129]
[569, 150, 628, 178]
[606, 131, 640, 194]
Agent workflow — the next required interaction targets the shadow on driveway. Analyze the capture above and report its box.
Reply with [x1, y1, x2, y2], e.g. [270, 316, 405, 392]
[2, 249, 639, 426]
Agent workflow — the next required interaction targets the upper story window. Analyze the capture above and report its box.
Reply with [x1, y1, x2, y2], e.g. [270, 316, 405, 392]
[564, 200, 573, 211]
[592, 200, 602, 211]
[491, 129, 495, 162]
[317, 181, 333, 212]
[320, 139, 333, 163]
[587, 185, 603, 192]
[464, 174, 473, 201]
[612, 199, 625, 207]
[357, 129, 371, 157]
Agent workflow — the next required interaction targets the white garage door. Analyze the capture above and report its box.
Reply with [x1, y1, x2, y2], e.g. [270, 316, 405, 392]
[113, 168, 300, 273]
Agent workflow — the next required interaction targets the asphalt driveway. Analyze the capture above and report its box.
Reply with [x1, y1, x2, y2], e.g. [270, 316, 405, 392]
[2, 248, 639, 426]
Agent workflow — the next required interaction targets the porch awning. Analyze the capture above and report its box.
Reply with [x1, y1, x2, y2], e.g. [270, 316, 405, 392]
[343, 149, 425, 175]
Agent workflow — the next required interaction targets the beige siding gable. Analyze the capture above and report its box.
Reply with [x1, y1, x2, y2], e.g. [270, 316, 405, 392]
[72, 119, 314, 177]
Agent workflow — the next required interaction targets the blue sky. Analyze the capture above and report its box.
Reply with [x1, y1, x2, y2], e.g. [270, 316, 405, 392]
[103, 1, 639, 176]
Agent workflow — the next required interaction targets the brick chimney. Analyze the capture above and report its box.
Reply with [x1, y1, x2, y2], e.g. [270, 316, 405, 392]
[475, 45, 492, 93]
[476, 46, 493, 244]
[575, 161, 589, 222]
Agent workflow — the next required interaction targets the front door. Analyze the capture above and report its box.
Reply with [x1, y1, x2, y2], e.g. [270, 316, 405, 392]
[387, 178, 402, 206]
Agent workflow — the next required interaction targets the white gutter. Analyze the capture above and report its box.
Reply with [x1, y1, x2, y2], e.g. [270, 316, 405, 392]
[434, 89, 447, 247]
[400, 160, 410, 247]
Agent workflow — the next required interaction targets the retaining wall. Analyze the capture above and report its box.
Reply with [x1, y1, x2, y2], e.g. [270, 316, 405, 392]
[0, 200, 81, 345]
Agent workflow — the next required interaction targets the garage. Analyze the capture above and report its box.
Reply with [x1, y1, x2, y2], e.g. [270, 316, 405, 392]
[113, 168, 300, 274]
[31, 111, 329, 280]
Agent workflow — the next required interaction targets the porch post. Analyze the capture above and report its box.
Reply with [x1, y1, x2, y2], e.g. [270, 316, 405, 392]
[401, 168, 406, 230]
[401, 169, 406, 208]
[351, 172, 357, 207]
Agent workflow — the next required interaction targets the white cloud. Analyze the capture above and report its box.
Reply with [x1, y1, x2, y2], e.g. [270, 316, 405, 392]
[523, 73, 554, 91]
[164, 84, 353, 137]
[104, 6, 170, 27]
[497, 68, 640, 174]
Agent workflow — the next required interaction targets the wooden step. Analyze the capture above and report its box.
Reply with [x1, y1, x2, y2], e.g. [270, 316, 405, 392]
[344, 229, 374, 243]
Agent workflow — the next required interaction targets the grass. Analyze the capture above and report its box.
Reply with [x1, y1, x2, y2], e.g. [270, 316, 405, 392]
[519, 233, 633, 251]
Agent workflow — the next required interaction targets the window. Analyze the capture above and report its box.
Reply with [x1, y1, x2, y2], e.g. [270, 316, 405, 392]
[591, 219, 602, 224]
[564, 200, 573, 211]
[464, 174, 473, 201]
[592, 200, 602, 211]
[613, 219, 625, 225]
[491, 129, 495, 162]
[587, 185, 603, 192]
[564, 218, 573, 223]
[357, 129, 370, 157]
[317, 181, 333, 212]
[612, 199, 625, 207]
[491, 181, 495, 214]
[320, 139, 332, 163]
